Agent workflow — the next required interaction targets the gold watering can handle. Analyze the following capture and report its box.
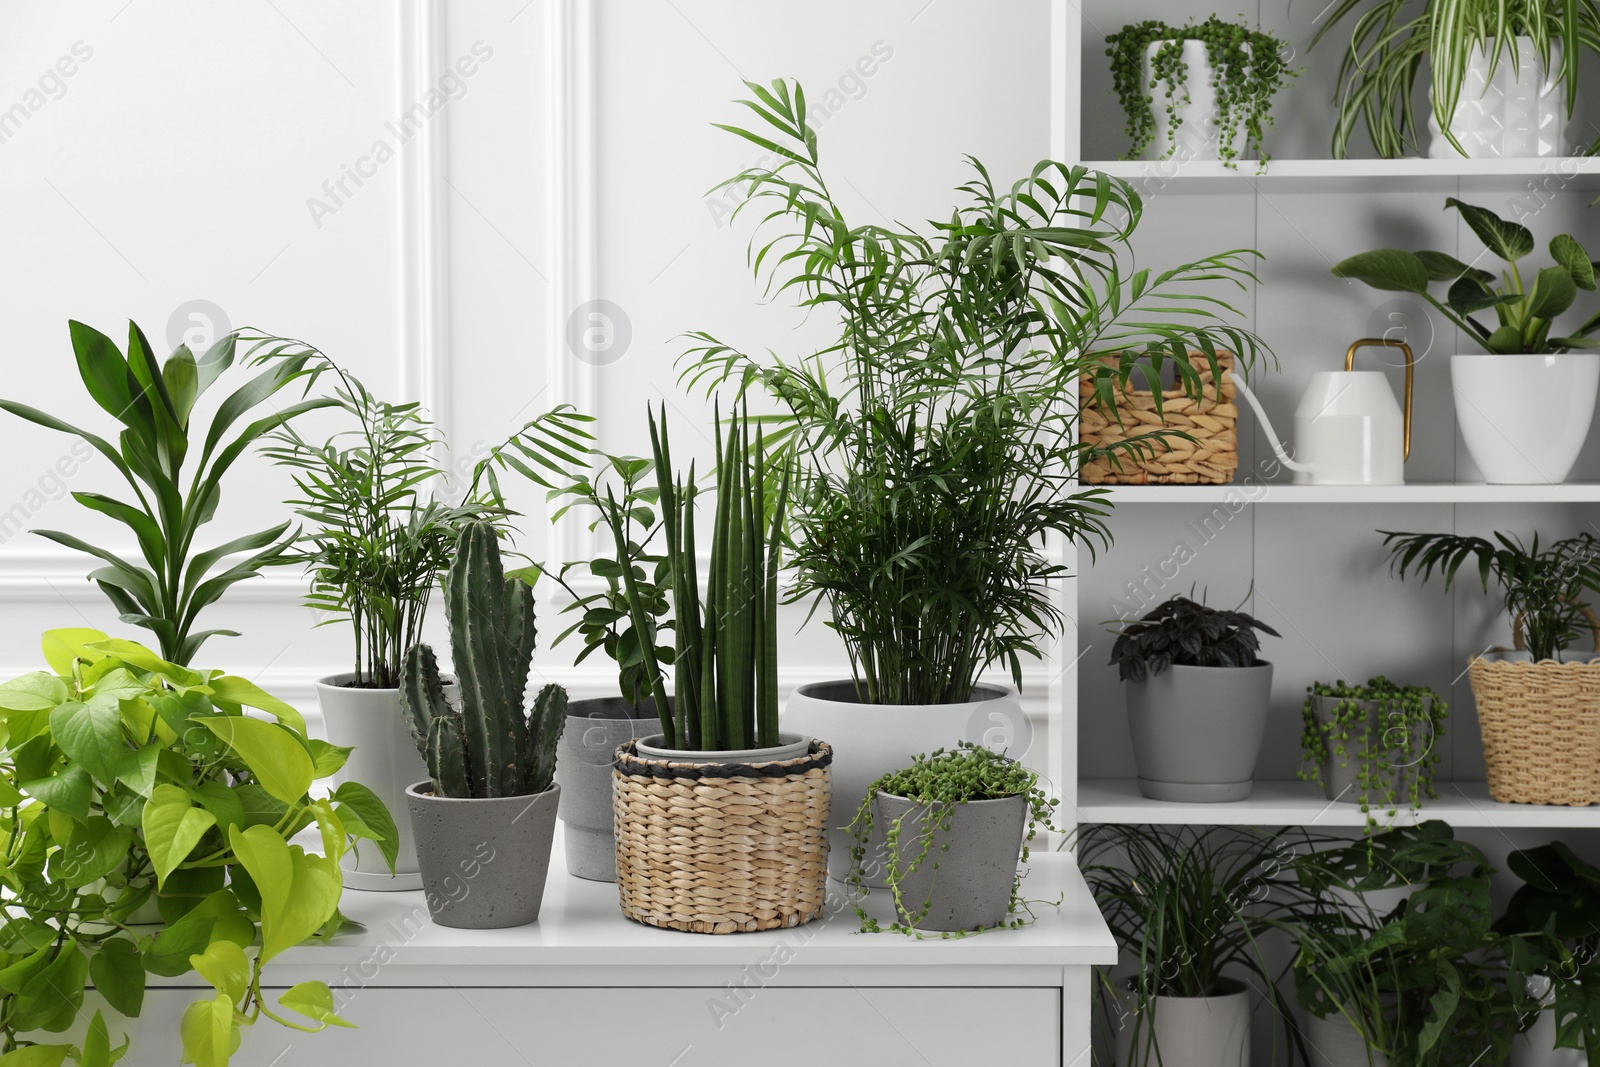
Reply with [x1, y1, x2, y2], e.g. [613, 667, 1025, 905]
[1344, 338, 1414, 461]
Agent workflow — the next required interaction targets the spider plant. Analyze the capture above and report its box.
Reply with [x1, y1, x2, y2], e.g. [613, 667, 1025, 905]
[1312, 0, 1600, 158]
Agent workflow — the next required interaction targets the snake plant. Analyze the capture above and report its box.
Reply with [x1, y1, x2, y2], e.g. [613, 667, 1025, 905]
[400, 521, 567, 798]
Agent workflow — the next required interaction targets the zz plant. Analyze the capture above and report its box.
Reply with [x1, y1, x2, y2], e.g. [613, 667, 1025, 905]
[845, 743, 1060, 938]
[1107, 593, 1280, 683]
[0, 629, 391, 1067]
[0, 322, 334, 666]
[1300, 676, 1447, 828]
[400, 521, 567, 799]
[1105, 16, 1294, 168]
[1333, 198, 1600, 355]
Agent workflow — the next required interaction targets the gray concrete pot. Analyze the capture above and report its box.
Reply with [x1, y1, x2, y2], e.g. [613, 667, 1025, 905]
[1115, 979, 1251, 1067]
[1310, 695, 1434, 806]
[871, 791, 1025, 932]
[554, 698, 663, 881]
[405, 781, 559, 930]
[1126, 663, 1273, 802]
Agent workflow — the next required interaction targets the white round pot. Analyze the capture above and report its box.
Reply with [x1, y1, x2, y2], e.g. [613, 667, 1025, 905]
[1452, 353, 1599, 484]
[1143, 40, 1246, 162]
[317, 674, 456, 891]
[1115, 981, 1252, 1067]
[634, 732, 811, 764]
[1306, 1011, 1386, 1067]
[782, 680, 1023, 883]
[1429, 38, 1568, 158]
[554, 698, 664, 882]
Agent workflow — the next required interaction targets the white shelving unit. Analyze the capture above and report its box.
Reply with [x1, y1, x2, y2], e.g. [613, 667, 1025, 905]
[1084, 156, 1600, 192]
[1099, 482, 1600, 504]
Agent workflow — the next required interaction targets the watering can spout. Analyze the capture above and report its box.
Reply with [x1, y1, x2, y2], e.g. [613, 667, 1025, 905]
[1227, 371, 1313, 473]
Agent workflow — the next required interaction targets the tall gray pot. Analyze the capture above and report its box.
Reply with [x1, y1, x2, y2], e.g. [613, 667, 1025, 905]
[1126, 663, 1273, 802]
[1310, 694, 1435, 807]
[405, 781, 560, 930]
[872, 792, 1025, 932]
[554, 698, 663, 881]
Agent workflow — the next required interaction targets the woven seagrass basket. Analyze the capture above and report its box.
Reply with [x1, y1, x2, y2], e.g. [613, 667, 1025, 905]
[612, 739, 831, 934]
[1079, 350, 1238, 485]
[1468, 608, 1600, 806]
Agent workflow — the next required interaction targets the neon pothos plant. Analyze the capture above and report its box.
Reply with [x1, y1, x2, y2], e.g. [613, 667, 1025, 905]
[0, 629, 394, 1067]
[683, 79, 1268, 706]
[0, 322, 334, 666]
[1333, 199, 1600, 354]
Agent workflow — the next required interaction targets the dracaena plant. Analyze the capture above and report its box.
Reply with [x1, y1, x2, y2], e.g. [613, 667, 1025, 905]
[1333, 199, 1600, 355]
[1313, 0, 1600, 158]
[0, 629, 393, 1067]
[682, 79, 1268, 706]
[249, 337, 593, 688]
[0, 322, 334, 666]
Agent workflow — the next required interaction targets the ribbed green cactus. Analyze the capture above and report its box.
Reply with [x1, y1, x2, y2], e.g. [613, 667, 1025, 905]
[400, 521, 567, 798]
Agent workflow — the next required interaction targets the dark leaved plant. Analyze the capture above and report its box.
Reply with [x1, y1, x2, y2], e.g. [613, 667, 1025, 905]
[1107, 594, 1280, 683]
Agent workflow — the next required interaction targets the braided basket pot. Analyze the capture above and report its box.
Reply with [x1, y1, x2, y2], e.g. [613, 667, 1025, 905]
[612, 739, 831, 934]
[1079, 350, 1238, 485]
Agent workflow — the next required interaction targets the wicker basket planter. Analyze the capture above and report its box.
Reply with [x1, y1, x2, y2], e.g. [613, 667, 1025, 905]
[612, 738, 832, 933]
[1079, 350, 1238, 485]
[1468, 611, 1600, 806]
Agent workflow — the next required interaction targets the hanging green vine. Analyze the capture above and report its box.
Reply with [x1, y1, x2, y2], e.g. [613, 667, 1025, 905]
[1299, 676, 1446, 831]
[1105, 16, 1295, 169]
[846, 743, 1062, 939]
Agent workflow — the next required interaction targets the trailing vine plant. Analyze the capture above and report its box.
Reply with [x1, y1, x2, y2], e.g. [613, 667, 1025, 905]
[1299, 676, 1447, 830]
[845, 743, 1062, 939]
[1105, 16, 1294, 169]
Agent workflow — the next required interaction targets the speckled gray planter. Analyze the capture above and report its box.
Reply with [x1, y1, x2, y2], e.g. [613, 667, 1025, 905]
[872, 792, 1025, 932]
[1126, 663, 1272, 802]
[405, 781, 560, 930]
[554, 698, 665, 881]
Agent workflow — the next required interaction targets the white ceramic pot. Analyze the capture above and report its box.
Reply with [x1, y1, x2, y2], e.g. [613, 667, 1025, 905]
[318, 674, 455, 891]
[782, 680, 1022, 882]
[1116, 982, 1252, 1067]
[1143, 40, 1246, 162]
[1512, 1011, 1587, 1067]
[1305, 1011, 1386, 1067]
[634, 732, 812, 764]
[1429, 38, 1568, 158]
[1452, 353, 1599, 484]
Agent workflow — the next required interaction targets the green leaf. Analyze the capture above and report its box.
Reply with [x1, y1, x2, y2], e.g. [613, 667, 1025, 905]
[144, 910, 217, 975]
[49, 699, 126, 786]
[205, 675, 306, 735]
[331, 781, 399, 873]
[197, 717, 313, 805]
[1415, 249, 1491, 283]
[278, 981, 356, 1029]
[1552, 234, 1597, 290]
[1446, 276, 1514, 316]
[78, 1010, 122, 1067]
[1486, 324, 1525, 354]
[227, 825, 341, 962]
[117, 745, 159, 797]
[1528, 265, 1579, 320]
[88, 938, 145, 1018]
[179, 992, 237, 1067]
[0, 945, 52, 995]
[188, 939, 250, 1006]
[141, 784, 218, 887]
[1446, 198, 1535, 262]
[1331, 250, 1431, 294]
[46, 817, 133, 888]
[191, 780, 245, 833]
[12, 942, 86, 1033]
[0, 673, 68, 713]
[0, 1047, 70, 1067]
[20, 766, 92, 822]
[307, 739, 352, 778]
[40, 629, 109, 676]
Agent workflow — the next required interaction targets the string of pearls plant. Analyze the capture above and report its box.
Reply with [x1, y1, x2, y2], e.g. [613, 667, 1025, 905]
[1299, 676, 1447, 830]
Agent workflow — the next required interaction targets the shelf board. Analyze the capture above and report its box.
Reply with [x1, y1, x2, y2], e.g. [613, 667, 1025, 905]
[1092, 481, 1600, 505]
[1076, 779, 1600, 829]
[1083, 156, 1600, 193]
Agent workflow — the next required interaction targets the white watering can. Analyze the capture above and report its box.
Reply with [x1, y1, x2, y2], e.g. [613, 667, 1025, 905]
[1228, 339, 1414, 486]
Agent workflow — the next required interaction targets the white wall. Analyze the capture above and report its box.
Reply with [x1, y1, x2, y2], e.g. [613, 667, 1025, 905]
[0, 0, 1059, 766]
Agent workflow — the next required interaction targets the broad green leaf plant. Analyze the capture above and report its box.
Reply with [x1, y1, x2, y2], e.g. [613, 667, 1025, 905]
[0, 322, 334, 667]
[0, 630, 392, 1067]
[1333, 198, 1600, 354]
[683, 79, 1268, 705]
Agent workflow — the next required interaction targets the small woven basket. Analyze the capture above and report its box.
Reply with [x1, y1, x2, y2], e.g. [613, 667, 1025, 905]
[612, 739, 831, 934]
[1468, 607, 1600, 806]
[1079, 350, 1238, 485]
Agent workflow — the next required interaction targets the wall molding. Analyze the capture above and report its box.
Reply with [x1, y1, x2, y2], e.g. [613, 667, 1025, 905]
[399, 0, 452, 439]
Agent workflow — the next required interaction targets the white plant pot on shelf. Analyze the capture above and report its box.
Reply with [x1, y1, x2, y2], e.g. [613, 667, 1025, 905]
[1305, 1011, 1386, 1067]
[1114, 982, 1252, 1067]
[1143, 40, 1246, 163]
[1451, 353, 1599, 484]
[1429, 37, 1568, 158]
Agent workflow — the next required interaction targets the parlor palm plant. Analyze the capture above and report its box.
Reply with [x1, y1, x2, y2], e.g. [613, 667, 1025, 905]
[683, 79, 1268, 706]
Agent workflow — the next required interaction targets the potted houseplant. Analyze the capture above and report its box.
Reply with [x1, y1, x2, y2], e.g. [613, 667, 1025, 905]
[0, 321, 333, 665]
[1288, 822, 1530, 1066]
[1105, 16, 1294, 169]
[1496, 842, 1600, 1064]
[590, 404, 831, 934]
[1107, 593, 1280, 801]
[252, 338, 591, 889]
[1333, 199, 1600, 485]
[1300, 676, 1448, 827]
[845, 742, 1060, 937]
[399, 521, 568, 929]
[1079, 823, 1315, 1067]
[1381, 528, 1600, 804]
[685, 79, 1267, 878]
[1313, 0, 1600, 158]
[0, 628, 385, 1066]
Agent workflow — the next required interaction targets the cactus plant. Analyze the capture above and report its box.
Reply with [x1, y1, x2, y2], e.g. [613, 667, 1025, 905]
[400, 520, 568, 798]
